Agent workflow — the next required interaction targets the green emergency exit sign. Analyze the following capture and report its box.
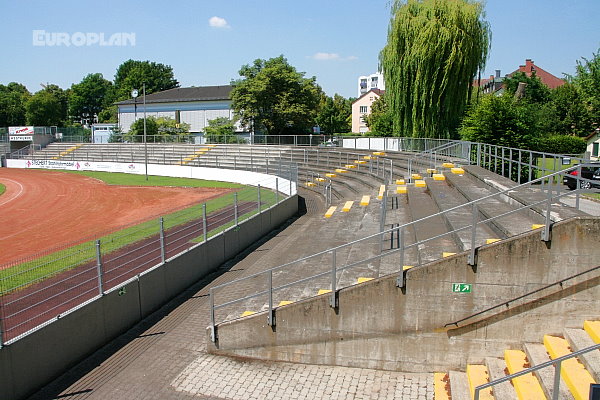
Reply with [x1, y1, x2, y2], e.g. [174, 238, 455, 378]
[452, 283, 472, 293]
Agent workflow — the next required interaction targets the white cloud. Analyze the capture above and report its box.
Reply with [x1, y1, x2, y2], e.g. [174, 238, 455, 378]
[312, 52, 341, 61]
[209, 16, 230, 29]
[311, 52, 358, 61]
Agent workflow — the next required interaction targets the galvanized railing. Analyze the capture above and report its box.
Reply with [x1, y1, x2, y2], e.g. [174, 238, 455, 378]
[474, 342, 600, 400]
[208, 165, 599, 342]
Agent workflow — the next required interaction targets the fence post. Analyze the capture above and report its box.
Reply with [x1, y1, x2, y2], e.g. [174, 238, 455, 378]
[203, 204, 207, 242]
[529, 151, 533, 182]
[542, 184, 552, 242]
[234, 193, 238, 226]
[477, 143, 481, 166]
[96, 240, 104, 295]
[396, 227, 406, 287]
[330, 250, 337, 308]
[257, 184, 262, 212]
[275, 178, 279, 204]
[209, 288, 216, 342]
[267, 270, 274, 326]
[468, 204, 478, 266]
[159, 217, 166, 263]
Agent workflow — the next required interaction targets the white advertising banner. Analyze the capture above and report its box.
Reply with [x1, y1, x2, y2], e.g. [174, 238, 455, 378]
[9, 136, 33, 141]
[9, 126, 35, 135]
[6, 159, 296, 196]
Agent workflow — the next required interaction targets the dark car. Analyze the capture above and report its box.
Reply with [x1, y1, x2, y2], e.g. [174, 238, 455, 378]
[563, 163, 600, 190]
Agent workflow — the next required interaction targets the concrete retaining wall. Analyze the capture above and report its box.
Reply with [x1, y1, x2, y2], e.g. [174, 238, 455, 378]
[0, 195, 298, 400]
[208, 217, 600, 373]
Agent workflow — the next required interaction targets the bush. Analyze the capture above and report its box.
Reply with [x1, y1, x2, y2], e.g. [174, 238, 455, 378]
[538, 135, 587, 155]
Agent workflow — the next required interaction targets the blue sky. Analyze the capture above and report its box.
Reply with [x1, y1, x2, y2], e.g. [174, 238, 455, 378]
[1, 0, 598, 99]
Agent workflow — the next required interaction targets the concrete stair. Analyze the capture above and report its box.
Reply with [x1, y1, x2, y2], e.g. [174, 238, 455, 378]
[436, 320, 600, 399]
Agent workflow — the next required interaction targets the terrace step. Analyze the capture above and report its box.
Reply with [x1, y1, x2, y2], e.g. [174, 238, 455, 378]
[523, 342, 571, 400]
[504, 349, 546, 399]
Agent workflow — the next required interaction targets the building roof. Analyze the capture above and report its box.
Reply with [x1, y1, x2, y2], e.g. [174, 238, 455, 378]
[116, 85, 233, 105]
[352, 88, 384, 105]
[508, 59, 565, 89]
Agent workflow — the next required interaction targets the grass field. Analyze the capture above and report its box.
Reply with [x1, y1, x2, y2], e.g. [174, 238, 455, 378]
[0, 171, 277, 294]
[0, 183, 5, 196]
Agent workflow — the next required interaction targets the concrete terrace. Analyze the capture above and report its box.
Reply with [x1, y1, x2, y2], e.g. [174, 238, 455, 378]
[18, 142, 600, 400]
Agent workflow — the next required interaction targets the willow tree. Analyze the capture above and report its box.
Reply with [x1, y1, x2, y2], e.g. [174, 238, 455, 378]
[380, 0, 491, 138]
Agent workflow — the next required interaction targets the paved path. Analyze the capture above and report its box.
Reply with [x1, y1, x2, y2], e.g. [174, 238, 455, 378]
[29, 190, 432, 400]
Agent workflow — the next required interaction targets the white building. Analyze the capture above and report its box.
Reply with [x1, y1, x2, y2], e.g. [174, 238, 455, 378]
[357, 72, 385, 97]
[116, 85, 239, 134]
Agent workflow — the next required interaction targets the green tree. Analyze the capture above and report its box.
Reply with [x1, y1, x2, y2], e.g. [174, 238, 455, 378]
[127, 117, 158, 141]
[69, 73, 114, 125]
[503, 71, 551, 104]
[0, 82, 30, 126]
[315, 94, 352, 134]
[459, 94, 540, 150]
[114, 59, 179, 100]
[25, 90, 64, 126]
[364, 95, 393, 136]
[568, 48, 600, 133]
[380, 0, 491, 138]
[231, 55, 322, 135]
[545, 83, 593, 137]
[205, 117, 240, 143]
[156, 117, 190, 137]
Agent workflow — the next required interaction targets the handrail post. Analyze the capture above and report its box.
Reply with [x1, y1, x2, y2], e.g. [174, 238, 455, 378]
[209, 288, 217, 342]
[203, 203, 207, 242]
[159, 217, 166, 263]
[396, 227, 406, 288]
[267, 270, 274, 326]
[96, 239, 104, 295]
[474, 387, 481, 400]
[552, 360, 562, 400]
[468, 204, 478, 266]
[275, 178, 279, 204]
[234, 193, 238, 226]
[330, 250, 337, 308]
[257, 184, 261, 212]
[543, 183, 552, 242]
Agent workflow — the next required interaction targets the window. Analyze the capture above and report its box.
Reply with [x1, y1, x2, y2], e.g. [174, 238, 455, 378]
[359, 106, 368, 113]
[360, 79, 367, 89]
[371, 77, 378, 87]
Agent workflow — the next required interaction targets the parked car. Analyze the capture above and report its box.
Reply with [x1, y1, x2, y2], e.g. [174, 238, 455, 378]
[563, 163, 600, 190]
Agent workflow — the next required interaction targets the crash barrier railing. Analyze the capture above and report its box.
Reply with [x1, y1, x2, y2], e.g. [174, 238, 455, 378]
[474, 341, 600, 400]
[0, 172, 295, 347]
[208, 165, 599, 342]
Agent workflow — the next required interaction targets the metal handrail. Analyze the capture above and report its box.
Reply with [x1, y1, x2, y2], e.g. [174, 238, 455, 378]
[474, 342, 600, 400]
[445, 265, 600, 329]
[208, 164, 600, 341]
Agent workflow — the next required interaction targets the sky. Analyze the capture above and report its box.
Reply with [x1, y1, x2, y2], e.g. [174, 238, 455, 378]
[1, 0, 598, 99]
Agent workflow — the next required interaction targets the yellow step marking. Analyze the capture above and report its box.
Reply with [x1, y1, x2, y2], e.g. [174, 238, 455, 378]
[432, 174, 446, 181]
[315, 177, 326, 182]
[544, 335, 596, 400]
[411, 173, 422, 179]
[325, 173, 336, 178]
[403, 265, 414, 271]
[486, 238, 501, 244]
[377, 185, 386, 200]
[451, 167, 465, 174]
[207, 144, 217, 147]
[335, 168, 348, 173]
[324, 206, 337, 218]
[345, 164, 357, 169]
[504, 349, 546, 400]
[396, 179, 405, 185]
[357, 277, 373, 284]
[427, 168, 437, 174]
[241, 311, 256, 317]
[415, 180, 426, 188]
[466, 365, 493, 400]
[443, 252, 456, 258]
[372, 151, 386, 156]
[397, 186, 407, 194]
[317, 289, 331, 295]
[363, 155, 373, 160]
[305, 182, 316, 187]
[360, 195, 370, 206]
[584, 320, 600, 343]
[278, 301, 294, 307]
[354, 160, 367, 164]
[442, 162, 455, 168]
[433, 373, 451, 400]
[531, 224, 545, 230]
[342, 201, 354, 212]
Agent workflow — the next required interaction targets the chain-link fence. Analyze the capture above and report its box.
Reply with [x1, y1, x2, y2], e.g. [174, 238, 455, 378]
[0, 175, 287, 344]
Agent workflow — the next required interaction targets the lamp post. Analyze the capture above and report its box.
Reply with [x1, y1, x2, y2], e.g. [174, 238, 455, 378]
[143, 83, 148, 181]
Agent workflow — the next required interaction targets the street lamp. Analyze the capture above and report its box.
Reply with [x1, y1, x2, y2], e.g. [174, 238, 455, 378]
[143, 83, 148, 181]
